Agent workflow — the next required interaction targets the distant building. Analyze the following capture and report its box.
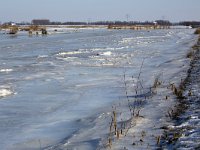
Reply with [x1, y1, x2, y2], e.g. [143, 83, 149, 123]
[153, 21, 157, 26]
[11, 22, 16, 26]
[32, 19, 50, 25]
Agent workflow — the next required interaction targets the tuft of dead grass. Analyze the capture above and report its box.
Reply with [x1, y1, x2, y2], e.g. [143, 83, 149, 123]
[194, 28, 200, 34]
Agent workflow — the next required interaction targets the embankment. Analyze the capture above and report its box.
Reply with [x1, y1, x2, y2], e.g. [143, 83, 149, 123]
[160, 28, 200, 149]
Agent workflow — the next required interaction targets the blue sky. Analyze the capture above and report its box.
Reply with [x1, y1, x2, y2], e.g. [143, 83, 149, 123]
[0, 0, 199, 23]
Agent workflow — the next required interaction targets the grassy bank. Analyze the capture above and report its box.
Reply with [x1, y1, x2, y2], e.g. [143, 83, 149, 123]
[159, 28, 200, 149]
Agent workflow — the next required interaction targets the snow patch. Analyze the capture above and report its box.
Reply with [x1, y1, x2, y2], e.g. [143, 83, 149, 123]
[57, 51, 83, 56]
[0, 88, 13, 98]
[100, 51, 112, 56]
[0, 69, 13, 73]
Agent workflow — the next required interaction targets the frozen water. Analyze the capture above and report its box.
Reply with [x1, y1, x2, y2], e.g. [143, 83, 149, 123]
[0, 28, 197, 149]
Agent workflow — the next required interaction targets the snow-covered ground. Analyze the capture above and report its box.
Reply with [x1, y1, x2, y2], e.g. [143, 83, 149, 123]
[160, 36, 200, 150]
[0, 28, 197, 150]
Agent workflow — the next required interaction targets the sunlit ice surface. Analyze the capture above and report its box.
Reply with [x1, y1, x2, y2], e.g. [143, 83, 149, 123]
[0, 28, 196, 149]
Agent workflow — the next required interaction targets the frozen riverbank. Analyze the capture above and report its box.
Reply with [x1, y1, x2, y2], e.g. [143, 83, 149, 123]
[46, 30, 197, 150]
[160, 30, 200, 149]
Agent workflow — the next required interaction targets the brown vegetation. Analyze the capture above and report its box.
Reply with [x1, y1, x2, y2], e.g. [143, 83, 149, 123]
[194, 28, 200, 34]
[107, 25, 170, 30]
[8, 26, 18, 34]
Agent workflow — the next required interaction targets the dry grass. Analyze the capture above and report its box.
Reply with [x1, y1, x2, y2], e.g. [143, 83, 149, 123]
[9, 26, 19, 34]
[194, 28, 200, 34]
[187, 50, 195, 58]
[192, 44, 199, 50]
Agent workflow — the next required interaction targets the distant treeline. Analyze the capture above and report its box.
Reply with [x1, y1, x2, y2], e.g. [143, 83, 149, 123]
[178, 21, 200, 28]
[16, 20, 172, 26]
[2, 20, 200, 28]
[41, 20, 172, 26]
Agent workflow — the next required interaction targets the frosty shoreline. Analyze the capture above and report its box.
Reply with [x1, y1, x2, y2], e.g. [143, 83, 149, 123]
[45, 29, 197, 150]
[160, 31, 200, 149]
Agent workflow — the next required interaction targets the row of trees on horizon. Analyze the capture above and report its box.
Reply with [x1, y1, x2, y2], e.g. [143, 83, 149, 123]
[1, 20, 200, 28]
